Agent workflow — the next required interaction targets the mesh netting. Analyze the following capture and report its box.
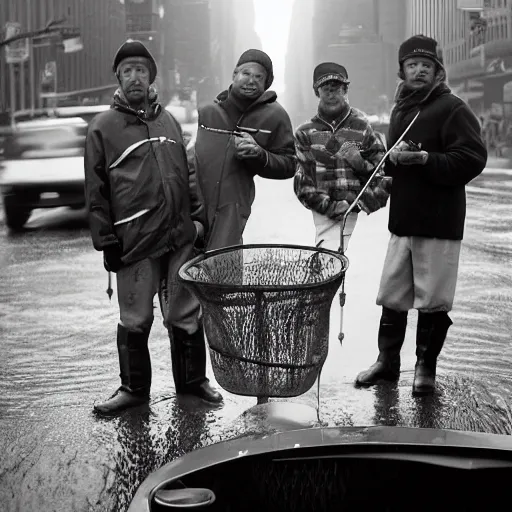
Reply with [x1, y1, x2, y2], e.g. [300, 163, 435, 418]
[178, 244, 348, 398]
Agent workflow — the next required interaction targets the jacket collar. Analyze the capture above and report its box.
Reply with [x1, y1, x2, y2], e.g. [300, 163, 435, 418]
[313, 103, 352, 132]
[111, 86, 161, 120]
[215, 86, 277, 109]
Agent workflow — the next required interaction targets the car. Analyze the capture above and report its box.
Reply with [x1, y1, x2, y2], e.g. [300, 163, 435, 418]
[0, 105, 197, 232]
[0, 114, 93, 231]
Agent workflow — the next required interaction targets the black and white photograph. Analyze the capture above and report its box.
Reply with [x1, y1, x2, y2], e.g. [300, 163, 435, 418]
[1, 0, 512, 510]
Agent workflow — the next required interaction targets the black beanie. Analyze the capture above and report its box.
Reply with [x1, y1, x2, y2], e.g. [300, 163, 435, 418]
[398, 35, 444, 69]
[112, 39, 157, 83]
[236, 49, 274, 89]
[313, 62, 349, 95]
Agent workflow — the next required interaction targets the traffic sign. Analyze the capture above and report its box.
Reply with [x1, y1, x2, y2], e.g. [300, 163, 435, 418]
[4, 22, 29, 63]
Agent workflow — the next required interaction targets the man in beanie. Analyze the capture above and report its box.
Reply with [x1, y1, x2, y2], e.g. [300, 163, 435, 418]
[192, 48, 296, 250]
[355, 35, 487, 395]
[294, 62, 391, 252]
[84, 39, 222, 416]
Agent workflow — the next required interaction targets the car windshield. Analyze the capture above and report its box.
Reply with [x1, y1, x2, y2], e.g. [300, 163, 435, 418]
[0, 2, 510, 511]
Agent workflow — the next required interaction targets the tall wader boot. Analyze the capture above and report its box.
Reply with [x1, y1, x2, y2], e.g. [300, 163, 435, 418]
[93, 324, 151, 416]
[170, 325, 223, 404]
[412, 311, 452, 396]
[355, 307, 408, 386]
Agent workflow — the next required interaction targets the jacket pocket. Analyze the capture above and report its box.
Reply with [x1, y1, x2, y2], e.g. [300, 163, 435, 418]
[115, 202, 169, 262]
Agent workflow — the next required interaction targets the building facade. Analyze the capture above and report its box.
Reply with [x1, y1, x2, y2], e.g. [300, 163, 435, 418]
[1, 0, 127, 120]
[1, 0, 261, 122]
[406, 0, 512, 151]
[285, 0, 408, 126]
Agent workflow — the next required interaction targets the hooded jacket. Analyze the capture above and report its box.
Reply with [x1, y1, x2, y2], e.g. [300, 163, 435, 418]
[84, 91, 205, 265]
[193, 89, 296, 245]
[387, 81, 487, 240]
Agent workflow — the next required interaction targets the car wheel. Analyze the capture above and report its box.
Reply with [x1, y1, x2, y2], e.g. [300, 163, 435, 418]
[3, 195, 31, 231]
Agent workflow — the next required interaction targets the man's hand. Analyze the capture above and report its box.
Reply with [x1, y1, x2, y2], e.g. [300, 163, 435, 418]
[389, 140, 411, 165]
[234, 132, 265, 160]
[394, 150, 429, 165]
[389, 140, 427, 166]
[103, 243, 123, 273]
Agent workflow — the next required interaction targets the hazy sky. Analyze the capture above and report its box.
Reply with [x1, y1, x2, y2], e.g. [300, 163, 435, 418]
[253, 0, 295, 94]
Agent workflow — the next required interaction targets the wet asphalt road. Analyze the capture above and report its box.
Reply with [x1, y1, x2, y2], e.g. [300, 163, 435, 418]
[1, 165, 512, 511]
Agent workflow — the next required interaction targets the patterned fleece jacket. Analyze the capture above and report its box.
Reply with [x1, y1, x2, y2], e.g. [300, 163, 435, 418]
[293, 106, 391, 218]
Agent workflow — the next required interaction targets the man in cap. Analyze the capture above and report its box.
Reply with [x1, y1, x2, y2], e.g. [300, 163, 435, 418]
[192, 49, 296, 250]
[84, 39, 223, 416]
[294, 62, 391, 253]
[355, 35, 487, 395]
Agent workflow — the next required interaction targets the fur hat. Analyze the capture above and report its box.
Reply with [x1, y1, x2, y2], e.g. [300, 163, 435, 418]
[398, 35, 444, 69]
[236, 49, 274, 89]
[112, 39, 157, 83]
[313, 62, 349, 95]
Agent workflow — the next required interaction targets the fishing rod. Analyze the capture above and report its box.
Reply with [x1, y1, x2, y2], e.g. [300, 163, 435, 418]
[339, 110, 421, 253]
[199, 124, 272, 137]
[336, 110, 420, 343]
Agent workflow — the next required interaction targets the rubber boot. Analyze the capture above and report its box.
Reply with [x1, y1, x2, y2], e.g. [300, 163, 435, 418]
[355, 307, 408, 387]
[93, 324, 151, 416]
[412, 311, 452, 396]
[170, 325, 223, 404]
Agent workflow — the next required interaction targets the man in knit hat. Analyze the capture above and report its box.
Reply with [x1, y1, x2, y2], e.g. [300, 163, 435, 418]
[84, 39, 223, 416]
[294, 62, 391, 253]
[192, 48, 296, 250]
[355, 35, 487, 395]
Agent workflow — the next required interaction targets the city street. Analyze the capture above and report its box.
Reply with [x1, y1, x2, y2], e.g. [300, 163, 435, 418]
[1, 165, 512, 511]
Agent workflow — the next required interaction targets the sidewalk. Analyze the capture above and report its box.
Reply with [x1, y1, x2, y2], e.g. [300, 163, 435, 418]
[486, 156, 512, 169]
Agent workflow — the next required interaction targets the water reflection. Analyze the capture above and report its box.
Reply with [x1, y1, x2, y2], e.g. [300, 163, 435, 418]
[373, 384, 402, 426]
[411, 392, 444, 430]
[111, 406, 156, 512]
[110, 397, 211, 510]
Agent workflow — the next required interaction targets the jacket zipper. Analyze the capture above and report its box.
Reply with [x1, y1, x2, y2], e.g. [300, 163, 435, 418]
[140, 113, 175, 251]
[316, 108, 352, 134]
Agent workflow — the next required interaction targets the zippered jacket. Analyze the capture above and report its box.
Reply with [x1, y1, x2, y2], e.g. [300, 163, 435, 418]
[294, 107, 391, 218]
[84, 95, 205, 265]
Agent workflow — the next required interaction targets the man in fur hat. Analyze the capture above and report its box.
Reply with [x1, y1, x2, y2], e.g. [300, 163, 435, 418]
[355, 35, 487, 395]
[84, 39, 223, 416]
[192, 49, 296, 250]
[293, 62, 391, 253]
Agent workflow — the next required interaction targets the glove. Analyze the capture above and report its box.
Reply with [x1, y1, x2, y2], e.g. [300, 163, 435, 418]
[234, 132, 265, 161]
[395, 150, 429, 165]
[103, 243, 124, 273]
[389, 140, 425, 165]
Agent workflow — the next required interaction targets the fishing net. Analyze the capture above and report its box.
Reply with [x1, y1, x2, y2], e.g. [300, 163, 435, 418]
[178, 244, 348, 398]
